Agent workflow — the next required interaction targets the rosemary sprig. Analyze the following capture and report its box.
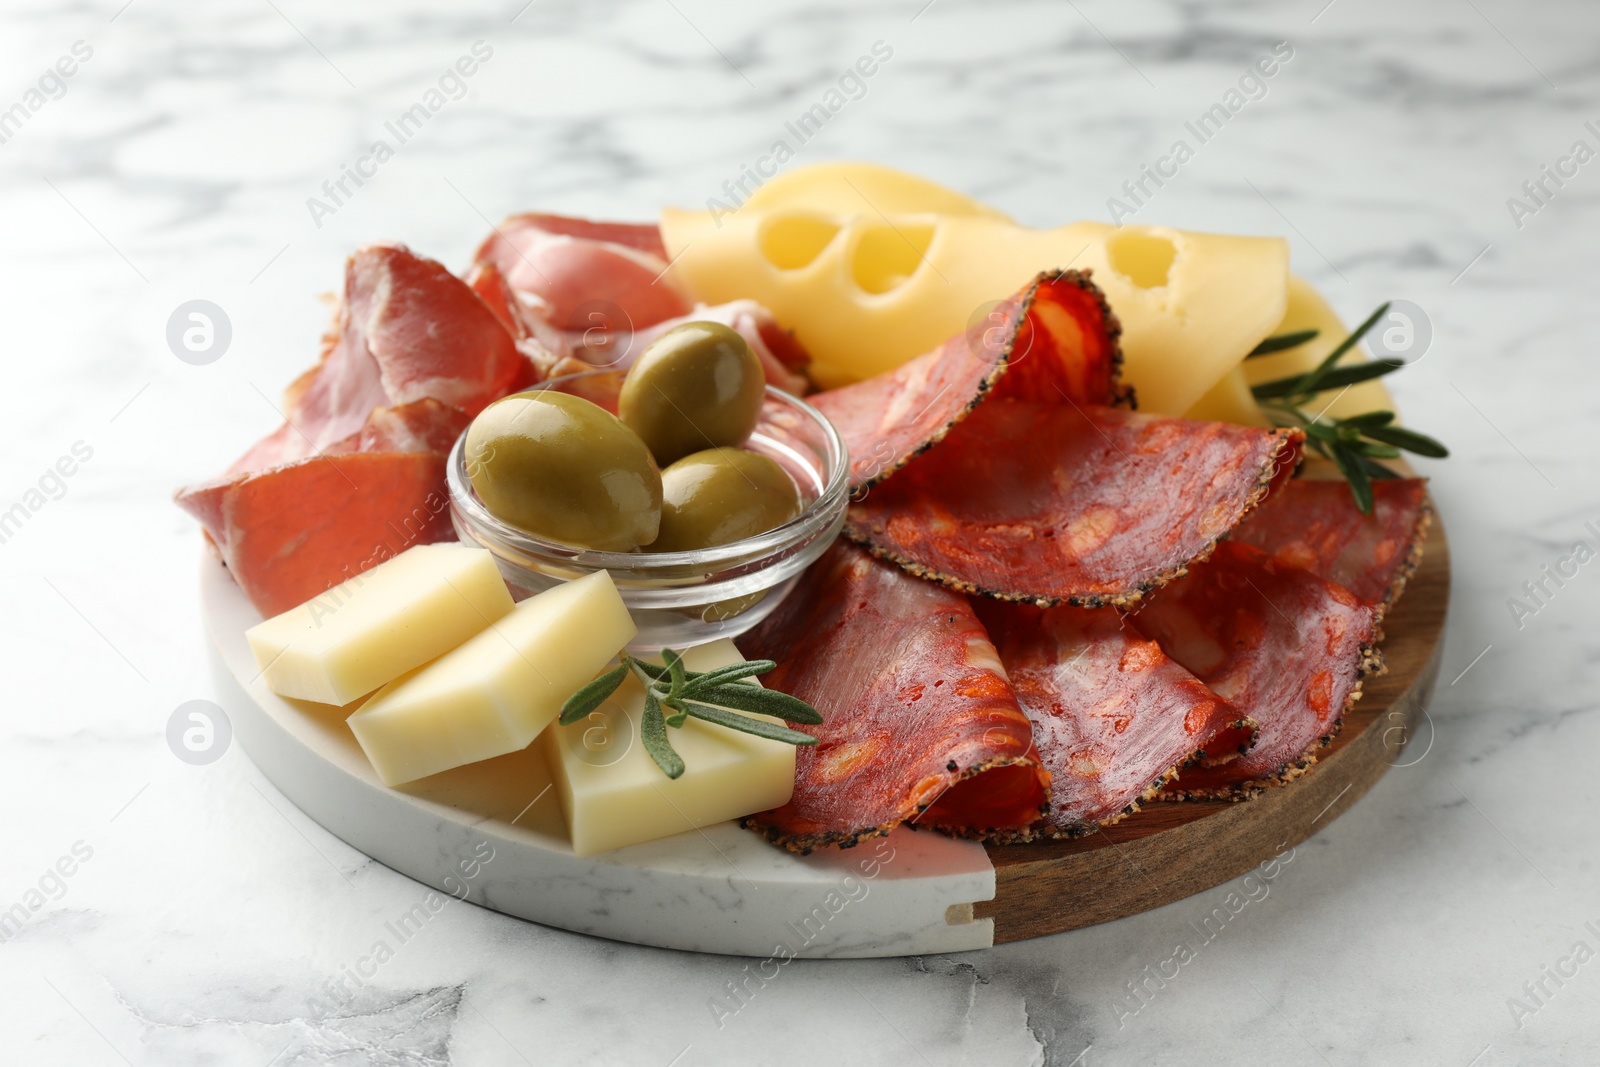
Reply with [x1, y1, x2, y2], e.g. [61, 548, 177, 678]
[1247, 328, 1320, 357]
[1248, 303, 1449, 514]
[558, 649, 821, 780]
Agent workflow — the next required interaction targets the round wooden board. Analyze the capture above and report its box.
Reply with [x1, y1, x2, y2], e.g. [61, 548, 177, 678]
[974, 514, 1449, 942]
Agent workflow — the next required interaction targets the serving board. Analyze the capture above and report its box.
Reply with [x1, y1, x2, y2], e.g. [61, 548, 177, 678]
[204, 515, 1447, 958]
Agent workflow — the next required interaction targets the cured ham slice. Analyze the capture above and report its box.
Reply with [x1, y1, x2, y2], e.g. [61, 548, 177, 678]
[324, 399, 472, 457]
[473, 213, 692, 331]
[737, 542, 1048, 853]
[466, 260, 572, 381]
[179, 245, 523, 618]
[491, 214, 670, 258]
[975, 601, 1248, 832]
[178, 452, 452, 619]
[466, 259, 527, 340]
[229, 245, 528, 474]
[813, 271, 1123, 490]
[474, 217, 812, 393]
[1230, 477, 1432, 617]
[847, 399, 1303, 607]
[1131, 541, 1380, 795]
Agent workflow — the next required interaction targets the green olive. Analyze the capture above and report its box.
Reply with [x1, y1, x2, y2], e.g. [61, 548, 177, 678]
[649, 448, 802, 553]
[465, 390, 661, 551]
[619, 321, 765, 467]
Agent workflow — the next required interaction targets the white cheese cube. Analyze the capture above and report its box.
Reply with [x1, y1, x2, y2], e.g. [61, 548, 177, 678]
[348, 570, 636, 786]
[542, 640, 797, 856]
[246, 543, 514, 706]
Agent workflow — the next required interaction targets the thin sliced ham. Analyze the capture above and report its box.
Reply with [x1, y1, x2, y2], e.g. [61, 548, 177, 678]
[473, 213, 692, 331]
[466, 259, 572, 381]
[1131, 541, 1380, 795]
[228, 245, 528, 475]
[325, 399, 472, 457]
[475, 216, 813, 393]
[976, 601, 1248, 832]
[738, 542, 1049, 853]
[179, 452, 452, 619]
[1230, 477, 1432, 618]
[179, 245, 523, 618]
[847, 399, 1303, 607]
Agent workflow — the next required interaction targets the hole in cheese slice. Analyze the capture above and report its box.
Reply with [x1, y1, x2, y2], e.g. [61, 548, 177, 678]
[759, 213, 842, 271]
[849, 220, 935, 295]
[1106, 229, 1178, 289]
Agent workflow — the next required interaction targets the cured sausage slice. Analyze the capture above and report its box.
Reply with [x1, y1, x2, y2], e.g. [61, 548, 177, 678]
[846, 399, 1303, 607]
[1130, 541, 1380, 795]
[976, 601, 1247, 832]
[812, 271, 1123, 490]
[1230, 477, 1432, 617]
[737, 542, 1048, 853]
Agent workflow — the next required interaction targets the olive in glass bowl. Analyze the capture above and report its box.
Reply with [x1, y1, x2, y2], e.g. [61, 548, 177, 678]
[618, 321, 765, 467]
[463, 390, 662, 552]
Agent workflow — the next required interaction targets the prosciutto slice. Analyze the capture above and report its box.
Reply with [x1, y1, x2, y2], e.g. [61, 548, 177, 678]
[813, 270, 1123, 489]
[178, 452, 452, 618]
[178, 245, 522, 618]
[976, 601, 1248, 832]
[473, 213, 692, 332]
[227, 245, 529, 475]
[738, 542, 1048, 853]
[324, 399, 472, 457]
[1131, 541, 1380, 795]
[847, 399, 1302, 607]
[474, 216, 813, 394]
[1230, 477, 1432, 617]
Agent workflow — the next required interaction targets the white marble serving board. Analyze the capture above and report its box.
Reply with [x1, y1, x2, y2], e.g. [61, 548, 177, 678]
[200, 553, 999, 958]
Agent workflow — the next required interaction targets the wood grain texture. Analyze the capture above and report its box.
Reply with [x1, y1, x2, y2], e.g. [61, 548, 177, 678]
[974, 511, 1449, 943]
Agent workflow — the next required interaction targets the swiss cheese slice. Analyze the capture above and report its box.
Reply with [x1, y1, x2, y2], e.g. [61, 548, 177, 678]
[246, 543, 514, 707]
[736, 160, 1010, 219]
[662, 163, 1289, 412]
[347, 570, 636, 786]
[541, 640, 795, 856]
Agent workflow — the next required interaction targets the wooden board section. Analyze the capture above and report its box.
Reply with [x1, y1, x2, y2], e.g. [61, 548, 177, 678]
[975, 513, 1449, 942]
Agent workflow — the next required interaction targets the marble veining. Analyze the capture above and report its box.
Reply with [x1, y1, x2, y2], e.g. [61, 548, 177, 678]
[3, 0, 1598, 1062]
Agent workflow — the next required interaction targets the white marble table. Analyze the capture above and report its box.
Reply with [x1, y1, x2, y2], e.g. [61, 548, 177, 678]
[2, 0, 1595, 1062]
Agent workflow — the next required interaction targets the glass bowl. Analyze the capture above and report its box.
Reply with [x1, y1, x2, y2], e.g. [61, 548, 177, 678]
[447, 369, 848, 652]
